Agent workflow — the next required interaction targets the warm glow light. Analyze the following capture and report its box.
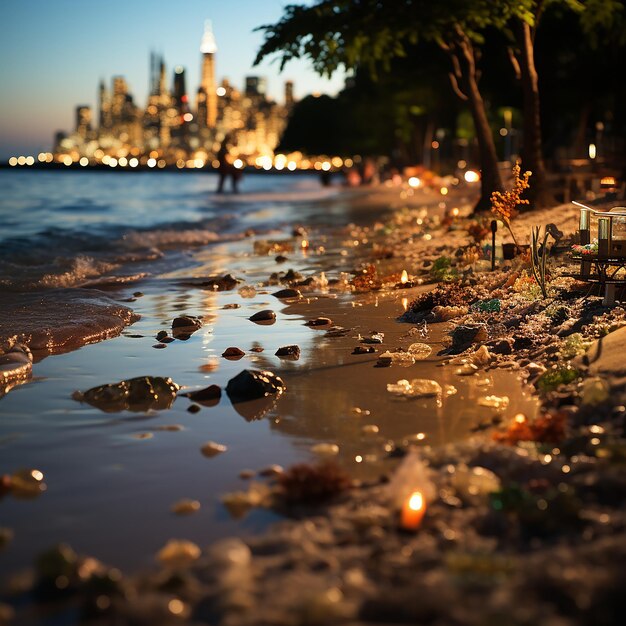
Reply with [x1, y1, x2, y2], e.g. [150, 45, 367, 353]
[194, 158, 205, 168]
[109, 157, 118, 168]
[431, 140, 439, 149]
[408, 176, 421, 188]
[458, 159, 467, 169]
[601, 176, 616, 188]
[183, 113, 193, 122]
[589, 143, 597, 159]
[331, 156, 343, 168]
[63, 156, 72, 166]
[301, 239, 309, 249]
[400, 270, 409, 284]
[129, 157, 139, 168]
[8, 157, 17, 166]
[464, 170, 480, 183]
[176, 159, 185, 169]
[321, 161, 331, 171]
[233, 158, 243, 169]
[451, 207, 460, 217]
[37, 152, 46, 162]
[79, 157, 89, 167]
[118, 157, 128, 167]
[401, 491, 425, 530]
[440, 186, 449, 195]
[157, 159, 166, 168]
[147, 158, 156, 168]
[344, 158, 354, 168]
[25, 156, 35, 166]
[287, 160, 297, 171]
[402, 297, 409, 311]
[216, 86, 226, 97]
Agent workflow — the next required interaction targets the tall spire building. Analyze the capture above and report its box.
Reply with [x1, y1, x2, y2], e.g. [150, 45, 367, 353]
[199, 20, 217, 128]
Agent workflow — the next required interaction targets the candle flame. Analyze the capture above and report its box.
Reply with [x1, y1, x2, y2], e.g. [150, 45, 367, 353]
[402, 297, 409, 311]
[301, 239, 309, 249]
[407, 491, 424, 511]
[601, 176, 616, 188]
[401, 270, 408, 284]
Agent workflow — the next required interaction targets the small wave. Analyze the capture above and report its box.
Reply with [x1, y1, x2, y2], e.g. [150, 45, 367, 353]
[121, 228, 223, 250]
[207, 187, 343, 204]
[39, 255, 119, 289]
[0, 289, 139, 355]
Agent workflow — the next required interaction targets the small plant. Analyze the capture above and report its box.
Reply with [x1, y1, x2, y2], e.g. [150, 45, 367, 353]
[536, 366, 580, 392]
[530, 225, 554, 299]
[490, 162, 532, 251]
[430, 256, 458, 282]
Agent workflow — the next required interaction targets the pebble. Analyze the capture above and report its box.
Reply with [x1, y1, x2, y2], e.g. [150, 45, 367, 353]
[156, 540, 201, 569]
[273, 288, 302, 299]
[154, 424, 184, 431]
[238, 286, 257, 298]
[161, 336, 175, 343]
[352, 346, 376, 355]
[185, 384, 221, 404]
[171, 499, 201, 515]
[362, 424, 380, 435]
[187, 404, 201, 414]
[172, 315, 202, 330]
[223, 303, 241, 309]
[156, 330, 168, 341]
[222, 347, 246, 359]
[201, 441, 228, 457]
[275, 255, 288, 263]
[311, 443, 340, 456]
[407, 343, 432, 359]
[258, 464, 284, 477]
[152, 343, 167, 349]
[305, 317, 332, 327]
[249, 309, 276, 324]
[275, 345, 300, 360]
[133, 432, 153, 440]
[361, 332, 384, 344]
[226, 369, 286, 401]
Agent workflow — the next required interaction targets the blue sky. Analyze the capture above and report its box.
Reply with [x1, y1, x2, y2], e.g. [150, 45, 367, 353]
[0, 0, 347, 159]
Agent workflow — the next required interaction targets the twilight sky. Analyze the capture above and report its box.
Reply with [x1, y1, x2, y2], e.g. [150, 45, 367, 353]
[0, 0, 347, 159]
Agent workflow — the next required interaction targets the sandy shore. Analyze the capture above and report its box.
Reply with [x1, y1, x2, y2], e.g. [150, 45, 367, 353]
[1, 184, 625, 625]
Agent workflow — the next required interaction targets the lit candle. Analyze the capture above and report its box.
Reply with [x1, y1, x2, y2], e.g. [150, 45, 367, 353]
[400, 490, 426, 530]
[400, 270, 408, 285]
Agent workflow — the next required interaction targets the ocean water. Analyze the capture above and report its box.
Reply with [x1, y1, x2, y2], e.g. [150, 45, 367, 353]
[0, 170, 346, 291]
[0, 170, 537, 578]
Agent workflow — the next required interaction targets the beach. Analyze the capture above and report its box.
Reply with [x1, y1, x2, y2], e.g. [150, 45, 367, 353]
[1, 169, 625, 625]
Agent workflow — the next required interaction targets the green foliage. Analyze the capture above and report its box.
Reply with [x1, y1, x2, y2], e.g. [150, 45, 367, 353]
[536, 366, 580, 392]
[430, 256, 458, 282]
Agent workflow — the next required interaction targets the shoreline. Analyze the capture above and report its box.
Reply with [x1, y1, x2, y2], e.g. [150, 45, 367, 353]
[2, 186, 625, 624]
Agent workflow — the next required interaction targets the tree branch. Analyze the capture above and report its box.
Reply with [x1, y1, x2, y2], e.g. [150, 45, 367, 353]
[448, 71, 468, 101]
[507, 46, 521, 80]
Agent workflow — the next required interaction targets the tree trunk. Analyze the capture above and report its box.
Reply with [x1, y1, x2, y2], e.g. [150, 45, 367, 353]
[516, 20, 555, 209]
[443, 29, 504, 212]
[465, 72, 504, 211]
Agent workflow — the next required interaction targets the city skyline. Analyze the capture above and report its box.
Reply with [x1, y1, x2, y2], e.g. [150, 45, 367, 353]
[0, 0, 347, 160]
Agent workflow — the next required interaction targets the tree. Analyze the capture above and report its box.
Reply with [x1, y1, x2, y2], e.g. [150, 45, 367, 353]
[255, 0, 516, 211]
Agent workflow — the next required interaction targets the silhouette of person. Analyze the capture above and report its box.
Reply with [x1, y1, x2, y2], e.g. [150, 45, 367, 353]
[216, 135, 241, 193]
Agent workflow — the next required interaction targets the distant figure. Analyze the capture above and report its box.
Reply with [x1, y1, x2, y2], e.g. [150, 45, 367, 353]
[216, 135, 241, 193]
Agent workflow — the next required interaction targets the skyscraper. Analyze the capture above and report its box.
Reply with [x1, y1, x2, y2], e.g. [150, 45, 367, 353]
[199, 20, 217, 128]
[75, 106, 92, 139]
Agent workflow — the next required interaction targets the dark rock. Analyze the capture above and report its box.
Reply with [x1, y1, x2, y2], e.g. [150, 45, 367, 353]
[172, 315, 203, 340]
[161, 336, 175, 343]
[514, 334, 534, 350]
[283, 269, 303, 283]
[181, 274, 239, 291]
[249, 310, 276, 325]
[447, 324, 484, 354]
[155, 330, 168, 341]
[73, 377, 179, 413]
[273, 288, 302, 299]
[326, 326, 351, 337]
[352, 346, 376, 355]
[183, 385, 222, 406]
[187, 404, 201, 414]
[133, 292, 144, 297]
[275, 255, 288, 263]
[172, 315, 202, 330]
[305, 317, 332, 327]
[275, 345, 300, 360]
[222, 347, 246, 359]
[152, 343, 167, 349]
[486, 338, 514, 355]
[226, 369, 286, 402]
[250, 346, 264, 353]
